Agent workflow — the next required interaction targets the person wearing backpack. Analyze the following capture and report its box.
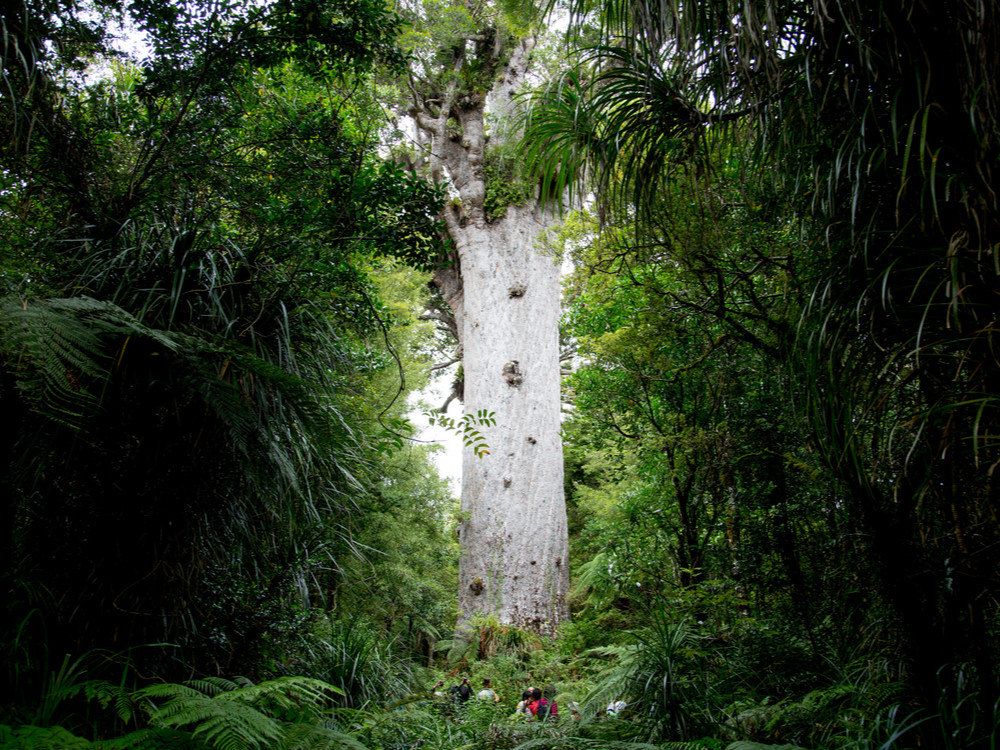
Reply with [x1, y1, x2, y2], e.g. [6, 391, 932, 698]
[477, 678, 501, 702]
[542, 685, 558, 719]
[457, 678, 473, 705]
[528, 688, 549, 721]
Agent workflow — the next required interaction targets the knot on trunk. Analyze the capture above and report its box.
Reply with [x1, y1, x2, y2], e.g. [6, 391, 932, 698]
[502, 360, 522, 387]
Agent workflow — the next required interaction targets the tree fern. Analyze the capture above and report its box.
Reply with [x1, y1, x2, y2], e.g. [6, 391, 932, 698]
[0, 297, 173, 425]
[91, 726, 203, 749]
[1, 674, 363, 749]
[280, 724, 366, 750]
[160, 697, 282, 750]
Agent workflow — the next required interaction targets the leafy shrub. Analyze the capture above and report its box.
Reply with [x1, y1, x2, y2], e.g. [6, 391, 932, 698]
[295, 617, 414, 709]
[0, 673, 359, 750]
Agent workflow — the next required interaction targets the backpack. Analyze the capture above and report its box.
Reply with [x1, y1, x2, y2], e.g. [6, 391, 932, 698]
[535, 699, 550, 720]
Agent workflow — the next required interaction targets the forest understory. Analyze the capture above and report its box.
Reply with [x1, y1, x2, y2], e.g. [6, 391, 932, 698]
[3, 0, 999, 748]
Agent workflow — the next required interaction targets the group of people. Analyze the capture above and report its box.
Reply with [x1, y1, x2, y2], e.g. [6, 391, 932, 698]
[432, 679, 561, 721]
[435, 677, 502, 705]
[514, 686, 558, 721]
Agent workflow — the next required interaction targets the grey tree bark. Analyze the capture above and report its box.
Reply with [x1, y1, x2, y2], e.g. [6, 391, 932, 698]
[411, 36, 570, 635]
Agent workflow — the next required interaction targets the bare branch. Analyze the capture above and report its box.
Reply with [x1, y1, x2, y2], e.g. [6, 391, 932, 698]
[439, 391, 459, 414]
[431, 357, 461, 371]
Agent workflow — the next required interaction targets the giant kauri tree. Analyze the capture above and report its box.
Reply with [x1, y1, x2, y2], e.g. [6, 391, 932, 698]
[402, 3, 570, 634]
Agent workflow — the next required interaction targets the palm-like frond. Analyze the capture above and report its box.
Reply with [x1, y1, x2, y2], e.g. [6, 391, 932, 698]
[0, 296, 177, 424]
[585, 43, 715, 212]
[519, 69, 596, 211]
[521, 39, 738, 218]
[307, 618, 413, 709]
[583, 613, 709, 742]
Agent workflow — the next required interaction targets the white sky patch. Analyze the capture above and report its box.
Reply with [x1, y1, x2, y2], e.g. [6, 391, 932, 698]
[410, 371, 463, 492]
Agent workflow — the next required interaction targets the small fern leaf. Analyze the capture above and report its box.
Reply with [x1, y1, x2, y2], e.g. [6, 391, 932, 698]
[188, 677, 240, 697]
[144, 686, 282, 749]
[71, 679, 133, 721]
[222, 676, 340, 719]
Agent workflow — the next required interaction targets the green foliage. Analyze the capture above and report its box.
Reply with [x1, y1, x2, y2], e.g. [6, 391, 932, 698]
[580, 612, 711, 743]
[527, 1, 1000, 745]
[296, 618, 414, 710]
[0, 0, 452, 684]
[427, 409, 496, 458]
[1, 674, 360, 750]
[398, 0, 539, 102]
[483, 149, 531, 222]
[465, 615, 538, 662]
[8, 1, 1000, 749]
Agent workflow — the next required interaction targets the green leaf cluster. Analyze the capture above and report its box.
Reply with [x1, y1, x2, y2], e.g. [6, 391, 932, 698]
[1, 674, 358, 750]
[427, 409, 496, 457]
[528, 0, 1000, 745]
[0, 0, 453, 684]
[482, 148, 531, 222]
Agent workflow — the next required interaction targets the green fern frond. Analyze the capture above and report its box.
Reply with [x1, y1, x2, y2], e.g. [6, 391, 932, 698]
[187, 677, 242, 697]
[865, 680, 907, 709]
[0, 296, 182, 425]
[74, 679, 137, 723]
[0, 723, 93, 748]
[134, 676, 349, 750]
[136, 683, 205, 702]
[91, 726, 198, 749]
[185, 700, 282, 750]
[280, 723, 366, 750]
[216, 676, 341, 722]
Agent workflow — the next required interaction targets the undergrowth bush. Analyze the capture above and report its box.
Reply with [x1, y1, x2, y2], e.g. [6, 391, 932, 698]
[294, 616, 414, 709]
[0, 673, 359, 750]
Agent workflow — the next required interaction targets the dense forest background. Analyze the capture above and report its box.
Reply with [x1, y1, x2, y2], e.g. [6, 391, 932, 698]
[2, 0, 999, 749]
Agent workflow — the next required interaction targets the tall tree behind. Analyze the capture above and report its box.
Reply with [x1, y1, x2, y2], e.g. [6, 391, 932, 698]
[401, 4, 569, 634]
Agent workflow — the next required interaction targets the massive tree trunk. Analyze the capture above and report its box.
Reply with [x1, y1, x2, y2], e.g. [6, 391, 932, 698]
[413, 37, 569, 634]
